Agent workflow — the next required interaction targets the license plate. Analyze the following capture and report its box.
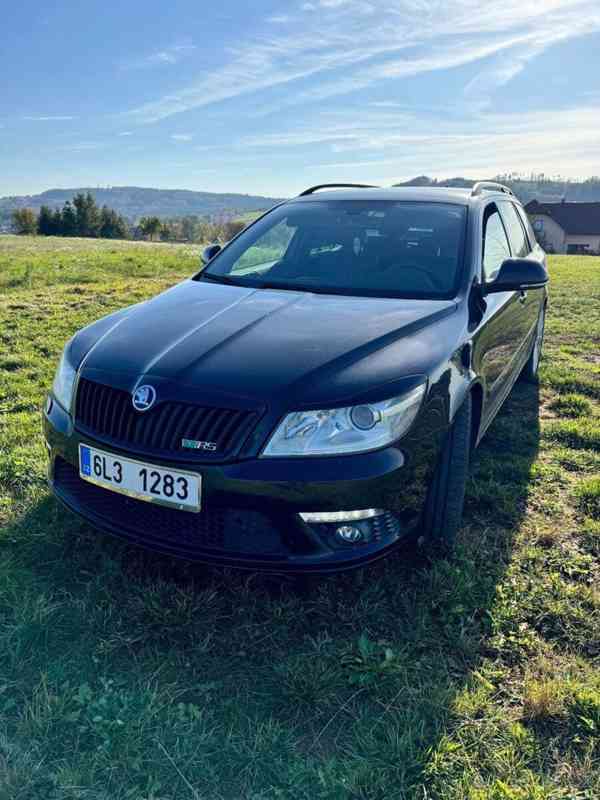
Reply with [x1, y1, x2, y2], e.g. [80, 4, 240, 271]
[79, 444, 201, 512]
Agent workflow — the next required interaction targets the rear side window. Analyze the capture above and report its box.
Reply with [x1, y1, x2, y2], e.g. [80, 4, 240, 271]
[515, 203, 538, 247]
[483, 209, 510, 282]
[498, 200, 530, 257]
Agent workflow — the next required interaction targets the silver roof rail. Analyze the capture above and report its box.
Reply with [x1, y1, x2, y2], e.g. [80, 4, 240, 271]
[471, 181, 515, 197]
[298, 183, 379, 196]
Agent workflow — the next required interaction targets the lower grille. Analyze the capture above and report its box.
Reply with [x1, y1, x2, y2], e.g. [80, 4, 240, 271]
[53, 459, 288, 558]
[74, 377, 259, 460]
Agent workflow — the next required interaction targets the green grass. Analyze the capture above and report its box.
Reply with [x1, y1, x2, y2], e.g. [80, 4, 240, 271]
[1, 236, 599, 799]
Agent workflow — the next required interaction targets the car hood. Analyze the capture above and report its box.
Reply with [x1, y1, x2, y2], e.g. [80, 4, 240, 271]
[77, 279, 457, 408]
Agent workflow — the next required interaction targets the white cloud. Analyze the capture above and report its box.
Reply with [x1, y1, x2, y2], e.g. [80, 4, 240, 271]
[152, 45, 196, 65]
[62, 141, 104, 152]
[171, 133, 194, 142]
[125, 0, 600, 123]
[231, 101, 600, 188]
[23, 115, 76, 121]
[462, 14, 600, 110]
[118, 131, 133, 136]
[122, 43, 197, 70]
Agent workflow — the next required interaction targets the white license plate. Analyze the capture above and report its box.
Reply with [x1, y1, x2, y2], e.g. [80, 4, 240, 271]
[79, 444, 201, 512]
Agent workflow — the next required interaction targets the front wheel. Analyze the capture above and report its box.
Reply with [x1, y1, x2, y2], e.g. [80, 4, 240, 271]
[520, 306, 545, 383]
[421, 393, 471, 553]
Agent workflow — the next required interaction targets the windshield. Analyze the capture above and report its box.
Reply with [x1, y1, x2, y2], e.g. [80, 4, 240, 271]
[199, 200, 467, 299]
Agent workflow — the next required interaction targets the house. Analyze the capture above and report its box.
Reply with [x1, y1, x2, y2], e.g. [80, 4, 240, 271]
[525, 199, 600, 254]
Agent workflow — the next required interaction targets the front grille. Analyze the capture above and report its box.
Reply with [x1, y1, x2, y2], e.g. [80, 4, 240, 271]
[53, 459, 288, 558]
[74, 377, 259, 459]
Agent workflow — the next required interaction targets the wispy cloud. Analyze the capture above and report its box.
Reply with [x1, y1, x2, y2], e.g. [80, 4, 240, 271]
[23, 115, 76, 121]
[121, 43, 197, 71]
[171, 133, 194, 142]
[125, 0, 600, 123]
[62, 141, 104, 152]
[237, 104, 600, 185]
[462, 14, 600, 110]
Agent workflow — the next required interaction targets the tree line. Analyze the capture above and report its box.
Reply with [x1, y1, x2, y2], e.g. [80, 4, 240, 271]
[11, 192, 129, 239]
[145, 216, 247, 243]
[11, 194, 249, 244]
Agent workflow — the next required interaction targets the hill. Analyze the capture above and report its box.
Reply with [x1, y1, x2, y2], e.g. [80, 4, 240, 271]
[0, 186, 285, 227]
[396, 175, 600, 204]
[4, 176, 600, 231]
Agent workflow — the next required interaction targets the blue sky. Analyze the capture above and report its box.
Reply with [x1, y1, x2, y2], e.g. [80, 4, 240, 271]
[1, 0, 599, 197]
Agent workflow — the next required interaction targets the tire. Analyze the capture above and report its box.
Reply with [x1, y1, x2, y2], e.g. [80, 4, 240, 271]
[421, 393, 472, 553]
[520, 306, 545, 383]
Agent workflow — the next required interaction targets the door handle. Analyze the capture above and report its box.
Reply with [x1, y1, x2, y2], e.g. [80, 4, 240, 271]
[519, 290, 527, 304]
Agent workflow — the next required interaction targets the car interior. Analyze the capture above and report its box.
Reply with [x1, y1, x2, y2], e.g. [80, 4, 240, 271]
[226, 203, 465, 295]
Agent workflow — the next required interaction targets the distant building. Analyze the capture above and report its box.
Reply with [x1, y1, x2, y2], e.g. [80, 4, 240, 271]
[525, 199, 600, 254]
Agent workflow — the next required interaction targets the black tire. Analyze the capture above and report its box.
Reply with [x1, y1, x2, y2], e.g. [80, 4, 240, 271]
[421, 393, 472, 553]
[520, 306, 545, 384]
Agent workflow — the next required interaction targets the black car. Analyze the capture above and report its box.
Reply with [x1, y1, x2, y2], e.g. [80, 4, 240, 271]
[44, 182, 548, 572]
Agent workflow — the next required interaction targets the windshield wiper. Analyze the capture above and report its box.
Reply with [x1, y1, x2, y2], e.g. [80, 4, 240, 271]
[199, 272, 242, 286]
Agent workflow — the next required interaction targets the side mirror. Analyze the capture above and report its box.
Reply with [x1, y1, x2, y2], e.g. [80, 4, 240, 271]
[201, 243, 222, 265]
[485, 258, 548, 294]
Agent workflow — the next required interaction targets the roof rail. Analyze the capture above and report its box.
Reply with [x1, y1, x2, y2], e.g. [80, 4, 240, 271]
[471, 181, 514, 197]
[298, 183, 379, 196]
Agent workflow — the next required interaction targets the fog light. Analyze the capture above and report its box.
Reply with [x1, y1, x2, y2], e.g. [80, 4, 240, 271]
[336, 525, 364, 544]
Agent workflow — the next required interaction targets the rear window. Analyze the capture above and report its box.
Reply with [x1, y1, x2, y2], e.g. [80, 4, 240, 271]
[498, 200, 530, 257]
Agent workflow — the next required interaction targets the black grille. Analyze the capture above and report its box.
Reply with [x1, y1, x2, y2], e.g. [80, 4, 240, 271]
[74, 377, 259, 459]
[53, 459, 288, 558]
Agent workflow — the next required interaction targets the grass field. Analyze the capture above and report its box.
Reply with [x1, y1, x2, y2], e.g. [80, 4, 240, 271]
[0, 234, 599, 799]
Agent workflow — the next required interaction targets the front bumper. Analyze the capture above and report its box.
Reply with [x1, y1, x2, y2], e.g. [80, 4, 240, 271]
[43, 398, 442, 572]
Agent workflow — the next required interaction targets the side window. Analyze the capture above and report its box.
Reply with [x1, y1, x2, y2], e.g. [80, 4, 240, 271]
[515, 203, 538, 246]
[483, 208, 510, 282]
[229, 218, 296, 275]
[498, 200, 530, 257]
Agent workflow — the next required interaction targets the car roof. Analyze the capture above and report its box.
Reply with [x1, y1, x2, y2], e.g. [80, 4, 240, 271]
[287, 186, 518, 207]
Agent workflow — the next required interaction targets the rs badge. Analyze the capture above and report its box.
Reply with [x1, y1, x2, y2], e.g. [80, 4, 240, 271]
[181, 439, 217, 451]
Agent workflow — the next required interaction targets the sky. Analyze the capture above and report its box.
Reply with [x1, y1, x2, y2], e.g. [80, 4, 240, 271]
[1, 0, 600, 197]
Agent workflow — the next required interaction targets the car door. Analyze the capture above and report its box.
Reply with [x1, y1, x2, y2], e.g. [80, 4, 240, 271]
[497, 199, 541, 358]
[514, 200, 547, 345]
[473, 203, 526, 415]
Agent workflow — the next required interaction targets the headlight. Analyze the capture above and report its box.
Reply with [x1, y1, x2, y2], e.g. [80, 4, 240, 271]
[262, 383, 426, 457]
[52, 344, 77, 412]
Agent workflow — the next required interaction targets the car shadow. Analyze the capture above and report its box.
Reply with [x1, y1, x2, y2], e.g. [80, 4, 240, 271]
[2, 381, 540, 796]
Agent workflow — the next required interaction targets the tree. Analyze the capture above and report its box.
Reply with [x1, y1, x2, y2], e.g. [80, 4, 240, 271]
[37, 205, 55, 236]
[72, 193, 87, 236]
[223, 220, 245, 240]
[139, 216, 163, 241]
[73, 191, 101, 237]
[61, 201, 78, 236]
[99, 206, 129, 239]
[181, 216, 198, 242]
[85, 192, 101, 237]
[11, 208, 37, 235]
[52, 209, 63, 235]
[195, 220, 214, 243]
